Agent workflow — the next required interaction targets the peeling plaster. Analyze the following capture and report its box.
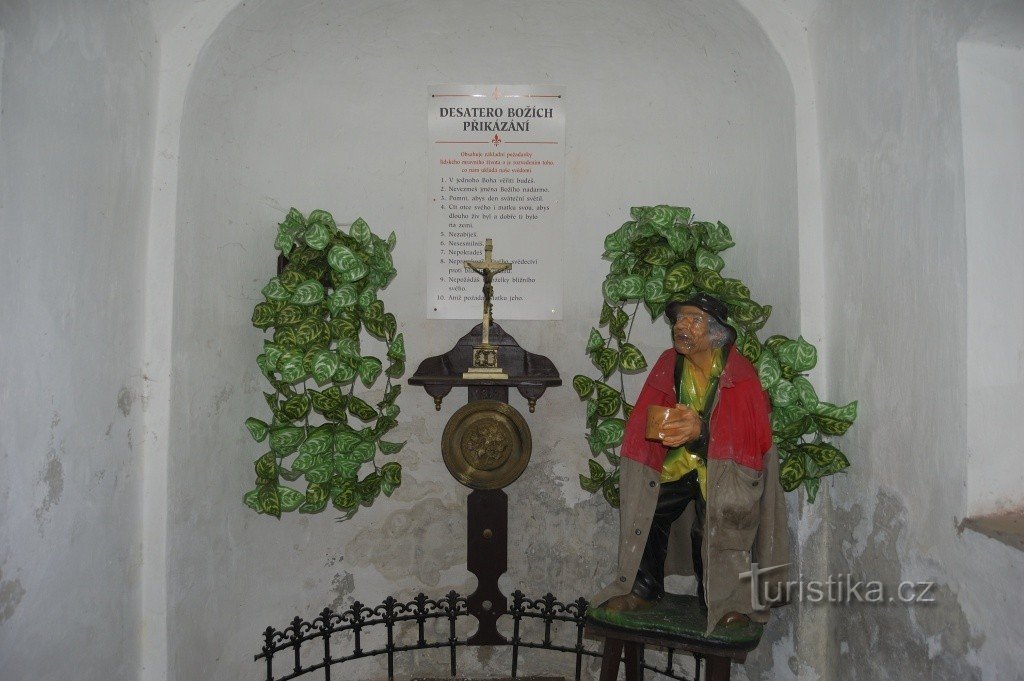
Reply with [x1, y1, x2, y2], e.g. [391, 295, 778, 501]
[0, 567, 25, 624]
[211, 385, 233, 414]
[34, 451, 64, 528]
[329, 571, 355, 611]
[829, 490, 982, 680]
[347, 497, 465, 586]
[117, 386, 134, 416]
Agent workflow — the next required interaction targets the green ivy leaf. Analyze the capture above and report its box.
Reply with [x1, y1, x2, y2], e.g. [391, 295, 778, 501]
[588, 459, 608, 484]
[332, 482, 360, 509]
[776, 337, 817, 373]
[294, 318, 331, 348]
[599, 302, 614, 326]
[720, 278, 750, 300]
[779, 453, 807, 492]
[594, 348, 619, 378]
[296, 428, 333, 459]
[332, 360, 357, 385]
[278, 467, 302, 482]
[258, 483, 281, 518]
[595, 418, 626, 448]
[643, 244, 675, 266]
[261, 277, 290, 301]
[357, 286, 377, 311]
[357, 357, 383, 387]
[379, 440, 405, 455]
[386, 359, 405, 379]
[695, 248, 725, 273]
[300, 483, 329, 513]
[254, 452, 277, 479]
[735, 331, 762, 363]
[803, 477, 821, 503]
[280, 393, 312, 421]
[586, 328, 605, 354]
[274, 304, 305, 326]
[269, 426, 305, 454]
[304, 223, 332, 250]
[644, 278, 667, 304]
[648, 205, 674, 228]
[579, 474, 602, 493]
[602, 479, 620, 508]
[595, 382, 621, 418]
[352, 441, 376, 463]
[273, 325, 301, 349]
[290, 280, 325, 306]
[277, 486, 305, 512]
[278, 269, 306, 292]
[245, 418, 269, 442]
[348, 396, 378, 421]
[811, 413, 854, 437]
[618, 275, 644, 300]
[619, 344, 647, 372]
[769, 380, 798, 408]
[306, 349, 339, 386]
[387, 333, 405, 362]
[306, 209, 336, 229]
[755, 352, 782, 389]
[694, 268, 724, 294]
[350, 218, 372, 247]
[610, 308, 629, 339]
[572, 375, 595, 399]
[791, 376, 819, 408]
[702, 221, 735, 252]
[243, 488, 261, 512]
[381, 462, 402, 487]
[251, 303, 277, 329]
[327, 244, 369, 282]
[664, 263, 695, 293]
[326, 285, 358, 315]
[602, 277, 621, 303]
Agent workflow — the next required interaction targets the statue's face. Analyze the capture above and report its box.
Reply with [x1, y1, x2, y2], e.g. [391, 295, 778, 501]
[672, 305, 712, 356]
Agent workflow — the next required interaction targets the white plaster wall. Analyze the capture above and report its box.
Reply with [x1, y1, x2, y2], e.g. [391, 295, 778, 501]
[810, 0, 1024, 677]
[167, 1, 799, 679]
[0, 1, 158, 680]
[960, 35, 1024, 515]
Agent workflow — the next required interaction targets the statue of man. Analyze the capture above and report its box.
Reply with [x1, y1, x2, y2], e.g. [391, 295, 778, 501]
[592, 293, 790, 633]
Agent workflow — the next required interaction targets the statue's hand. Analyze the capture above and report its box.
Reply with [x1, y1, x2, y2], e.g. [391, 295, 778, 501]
[660, 405, 702, 447]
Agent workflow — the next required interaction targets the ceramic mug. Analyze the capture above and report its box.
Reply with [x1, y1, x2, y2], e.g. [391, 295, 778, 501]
[645, 405, 673, 441]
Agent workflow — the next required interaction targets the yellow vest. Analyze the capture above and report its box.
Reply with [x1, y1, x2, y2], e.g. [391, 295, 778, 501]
[659, 348, 724, 498]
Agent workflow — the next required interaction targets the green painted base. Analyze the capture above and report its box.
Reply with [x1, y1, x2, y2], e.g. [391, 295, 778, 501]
[587, 593, 763, 651]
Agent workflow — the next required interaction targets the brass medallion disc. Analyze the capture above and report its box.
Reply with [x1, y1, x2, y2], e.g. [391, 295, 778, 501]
[441, 400, 532, 489]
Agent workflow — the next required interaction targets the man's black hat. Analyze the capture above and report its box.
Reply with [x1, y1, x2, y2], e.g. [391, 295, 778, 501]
[665, 292, 730, 327]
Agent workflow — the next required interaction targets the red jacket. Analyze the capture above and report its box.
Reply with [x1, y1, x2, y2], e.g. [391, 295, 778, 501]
[622, 345, 773, 472]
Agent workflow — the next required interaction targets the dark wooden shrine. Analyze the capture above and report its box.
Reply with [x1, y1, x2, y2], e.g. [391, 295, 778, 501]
[409, 322, 560, 644]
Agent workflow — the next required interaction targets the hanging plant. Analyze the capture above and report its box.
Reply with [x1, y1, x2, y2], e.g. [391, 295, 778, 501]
[575, 205, 857, 505]
[243, 208, 406, 520]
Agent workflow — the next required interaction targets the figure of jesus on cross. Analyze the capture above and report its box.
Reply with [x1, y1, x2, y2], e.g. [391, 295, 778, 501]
[465, 238, 511, 346]
[463, 238, 512, 379]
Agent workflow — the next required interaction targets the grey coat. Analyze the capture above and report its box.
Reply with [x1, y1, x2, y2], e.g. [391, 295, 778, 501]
[592, 450, 790, 634]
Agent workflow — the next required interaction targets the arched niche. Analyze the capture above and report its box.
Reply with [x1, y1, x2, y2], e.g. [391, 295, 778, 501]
[165, 1, 800, 678]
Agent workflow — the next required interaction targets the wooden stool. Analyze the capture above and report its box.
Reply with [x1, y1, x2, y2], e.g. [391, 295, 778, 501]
[586, 594, 763, 681]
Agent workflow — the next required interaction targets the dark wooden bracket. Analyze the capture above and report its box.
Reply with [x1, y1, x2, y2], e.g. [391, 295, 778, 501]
[409, 322, 560, 647]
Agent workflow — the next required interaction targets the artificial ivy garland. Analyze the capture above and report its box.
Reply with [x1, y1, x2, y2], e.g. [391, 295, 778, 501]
[575, 205, 857, 505]
[244, 208, 406, 519]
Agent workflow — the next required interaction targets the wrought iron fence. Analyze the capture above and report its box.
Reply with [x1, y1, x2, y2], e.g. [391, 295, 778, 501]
[256, 590, 700, 681]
